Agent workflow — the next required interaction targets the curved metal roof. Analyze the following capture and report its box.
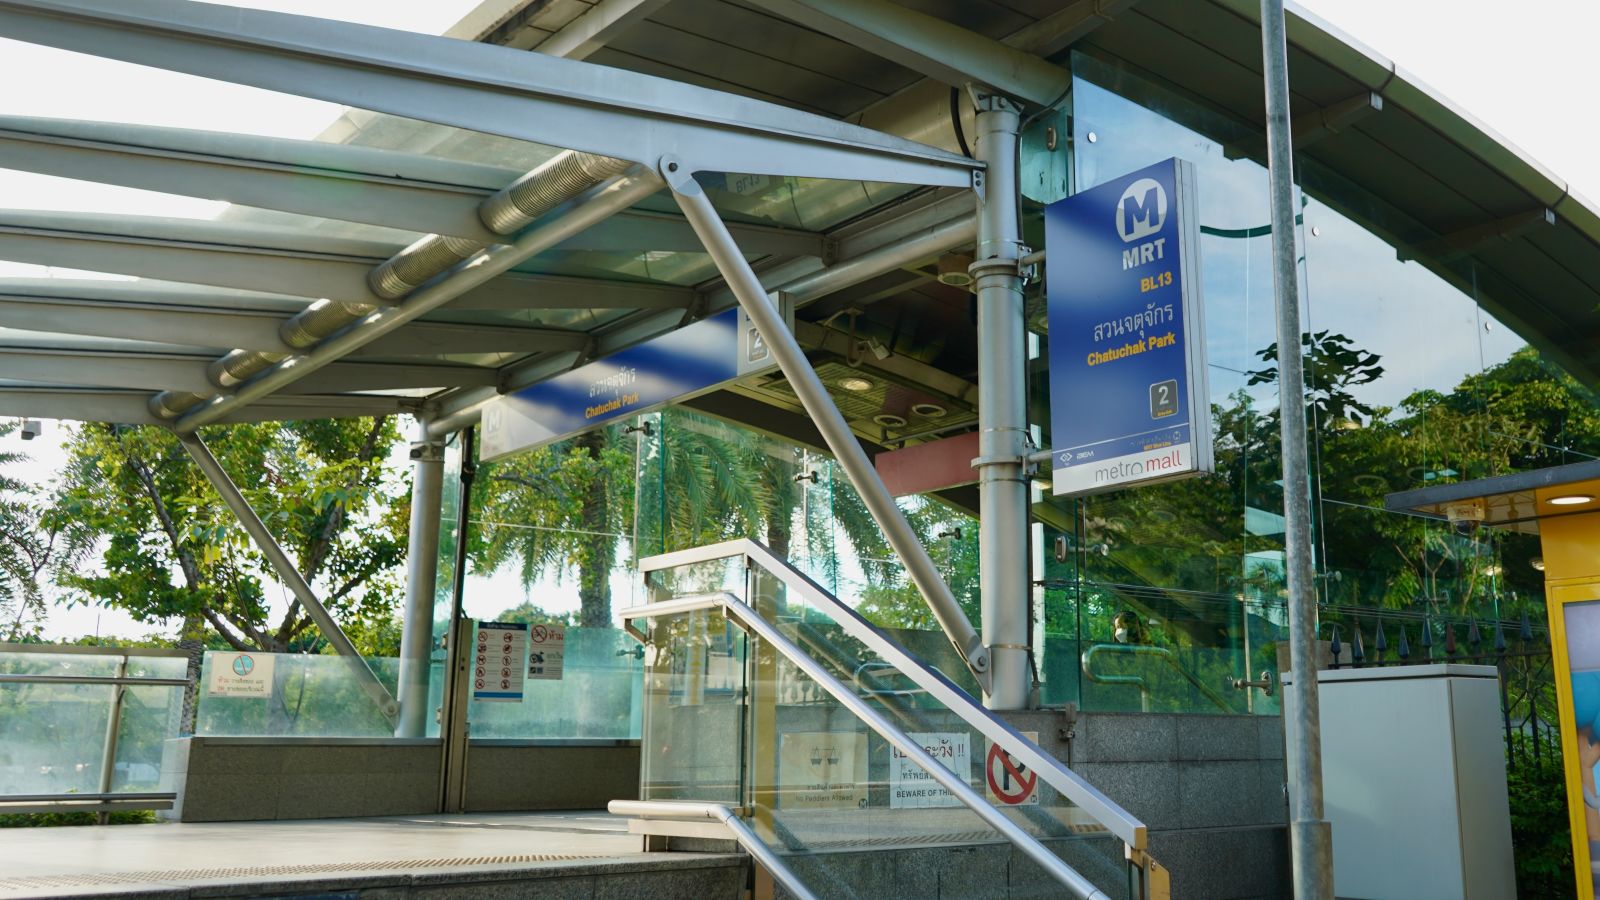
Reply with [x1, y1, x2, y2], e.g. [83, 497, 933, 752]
[0, 0, 1592, 448]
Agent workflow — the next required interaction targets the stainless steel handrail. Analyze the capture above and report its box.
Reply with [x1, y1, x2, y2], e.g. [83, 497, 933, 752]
[608, 800, 821, 900]
[1081, 643, 1235, 713]
[637, 538, 1148, 850]
[623, 593, 1110, 899]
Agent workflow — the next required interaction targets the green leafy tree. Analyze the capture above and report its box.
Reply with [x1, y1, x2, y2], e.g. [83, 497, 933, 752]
[474, 426, 635, 628]
[0, 421, 92, 641]
[54, 419, 406, 664]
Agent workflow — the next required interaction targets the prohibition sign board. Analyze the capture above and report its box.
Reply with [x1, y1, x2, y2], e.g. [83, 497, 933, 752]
[985, 731, 1041, 806]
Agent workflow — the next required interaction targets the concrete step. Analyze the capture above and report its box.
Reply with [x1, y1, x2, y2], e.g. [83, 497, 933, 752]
[0, 812, 746, 900]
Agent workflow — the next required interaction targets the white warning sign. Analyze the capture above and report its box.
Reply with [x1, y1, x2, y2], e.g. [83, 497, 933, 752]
[208, 652, 274, 697]
[985, 731, 1042, 806]
[473, 621, 527, 702]
[890, 732, 971, 809]
[778, 732, 867, 809]
[527, 623, 565, 681]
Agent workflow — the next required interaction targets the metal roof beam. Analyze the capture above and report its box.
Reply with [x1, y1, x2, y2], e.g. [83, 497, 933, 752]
[0, 386, 413, 425]
[0, 116, 516, 243]
[0, 295, 590, 356]
[172, 167, 665, 432]
[741, 0, 1070, 107]
[1224, 91, 1383, 160]
[535, 0, 670, 60]
[1401, 209, 1557, 263]
[0, 119, 823, 255]
[0, 0, 977, 186]
[0, 213, 702, 311]
[0, 212, 392, 305]
[1001, 0, 1143, 58]
[0, 347, 497, 393]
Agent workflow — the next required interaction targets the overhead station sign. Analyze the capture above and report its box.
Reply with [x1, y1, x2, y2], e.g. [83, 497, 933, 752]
[479, 303, 783, 461]
[1045, 158, 1211, 497]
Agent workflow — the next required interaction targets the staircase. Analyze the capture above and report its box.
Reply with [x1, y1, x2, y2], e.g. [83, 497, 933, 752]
[618, 539, 1169, 900]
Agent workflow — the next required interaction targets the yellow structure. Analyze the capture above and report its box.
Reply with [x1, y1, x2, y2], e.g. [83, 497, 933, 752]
[1389, 465, 1600, 899]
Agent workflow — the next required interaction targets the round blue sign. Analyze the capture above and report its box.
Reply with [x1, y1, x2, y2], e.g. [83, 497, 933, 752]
[232, 654, 255, 677]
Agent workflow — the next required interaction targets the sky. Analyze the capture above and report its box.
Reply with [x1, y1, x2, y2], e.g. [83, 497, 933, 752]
[2, 0, 1595, 639]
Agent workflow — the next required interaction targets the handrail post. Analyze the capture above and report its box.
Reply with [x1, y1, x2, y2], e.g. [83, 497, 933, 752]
[95, 653, 128, 825]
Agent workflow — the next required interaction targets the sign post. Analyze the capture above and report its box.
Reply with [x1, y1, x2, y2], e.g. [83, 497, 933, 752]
[1044, 157, 1210, 497]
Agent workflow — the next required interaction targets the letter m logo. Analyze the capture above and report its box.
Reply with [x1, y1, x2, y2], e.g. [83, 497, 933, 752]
[1116, 177, 1167, 243]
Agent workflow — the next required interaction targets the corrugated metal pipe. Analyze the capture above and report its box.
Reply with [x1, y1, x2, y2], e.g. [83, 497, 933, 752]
[147, 150, 630, 420]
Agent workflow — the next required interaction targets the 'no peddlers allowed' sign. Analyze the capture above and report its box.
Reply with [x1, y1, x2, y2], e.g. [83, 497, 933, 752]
[1045, 158, 1212, 497]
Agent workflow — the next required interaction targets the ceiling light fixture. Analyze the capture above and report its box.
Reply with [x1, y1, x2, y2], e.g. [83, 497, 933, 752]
[872, 413, 908, 429]
[1531, 557, 1546, 572]
[1548, 494, 1595, 506]
[838, 376, 874, 392]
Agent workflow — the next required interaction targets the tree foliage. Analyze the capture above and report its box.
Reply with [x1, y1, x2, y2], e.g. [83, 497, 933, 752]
[53, 418, 407, 654]
[0, 421, 92, 641]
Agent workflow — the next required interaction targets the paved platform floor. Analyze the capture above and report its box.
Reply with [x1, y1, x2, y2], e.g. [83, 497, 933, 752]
[0, 811, 741, 898]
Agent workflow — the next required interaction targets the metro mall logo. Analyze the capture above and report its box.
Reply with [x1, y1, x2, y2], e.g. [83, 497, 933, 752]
[1116, 177, 1167, 243]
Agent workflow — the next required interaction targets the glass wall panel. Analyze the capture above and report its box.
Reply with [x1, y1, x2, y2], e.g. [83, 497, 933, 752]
[453, 419, 649, 740]
[1054, 50, 1573, 719]
[1042, 55, 1288, 713]
[195, 652, 398, 737]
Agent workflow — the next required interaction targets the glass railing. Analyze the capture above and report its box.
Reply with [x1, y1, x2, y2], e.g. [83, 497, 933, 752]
[195, 652, 400, 737]
[0, 644, 189, 813]
[627, 540, 1167, 900]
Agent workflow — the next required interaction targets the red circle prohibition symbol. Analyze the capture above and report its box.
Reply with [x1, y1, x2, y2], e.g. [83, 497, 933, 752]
[986, 743, 1037, 804]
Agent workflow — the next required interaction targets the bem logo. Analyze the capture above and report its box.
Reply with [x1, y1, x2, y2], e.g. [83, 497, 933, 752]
[1116, 178, 1167, 243]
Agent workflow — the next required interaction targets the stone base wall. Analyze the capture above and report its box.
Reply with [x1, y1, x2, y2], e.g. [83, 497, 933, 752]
[161, 737, 640, 822]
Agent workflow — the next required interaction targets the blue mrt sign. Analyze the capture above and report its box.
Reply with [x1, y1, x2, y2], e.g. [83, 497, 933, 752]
[1045, 158, 1211, 497]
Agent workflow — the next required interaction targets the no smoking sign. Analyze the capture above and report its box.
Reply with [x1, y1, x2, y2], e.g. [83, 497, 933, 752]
[985, 731, 1041, 806]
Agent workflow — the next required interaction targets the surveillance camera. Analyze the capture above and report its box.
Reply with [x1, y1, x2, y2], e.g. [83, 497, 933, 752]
[1444, 500, 1485, 535]
[19, 419, 41, 441]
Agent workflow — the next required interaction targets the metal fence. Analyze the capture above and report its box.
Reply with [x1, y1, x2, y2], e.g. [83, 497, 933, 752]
[1324, 614, 1557, 769]
[0, 643, 192, 820]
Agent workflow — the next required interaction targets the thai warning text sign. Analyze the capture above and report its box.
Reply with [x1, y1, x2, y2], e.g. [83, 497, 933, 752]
[890, 732, 971, 809]
[528, 623, 565, 680]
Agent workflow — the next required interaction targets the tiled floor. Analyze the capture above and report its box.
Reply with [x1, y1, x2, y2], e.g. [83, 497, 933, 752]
[0, 811, 688, 897]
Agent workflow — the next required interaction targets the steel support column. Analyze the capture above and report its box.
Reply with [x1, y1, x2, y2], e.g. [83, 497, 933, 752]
[1260, 1, 1334, 896]
[970, 95, 1031, 710]
[664, 159, 989, 687]
[397, 421, 445, 738]
[178, 432, 399, 724]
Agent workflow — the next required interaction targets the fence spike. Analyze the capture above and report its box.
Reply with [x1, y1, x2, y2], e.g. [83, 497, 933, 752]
[1494, 618, 1507, 654]
[1468, 618, 1483, 652]
[1352, 621, 1366, 666]
[1397, 625, 1411, 661]
[1520, 611, 1533, 643]
[1329, 625, 1343, 669]
[1445, 621, 1457, 657]
[1420, 617, 1434, 655]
